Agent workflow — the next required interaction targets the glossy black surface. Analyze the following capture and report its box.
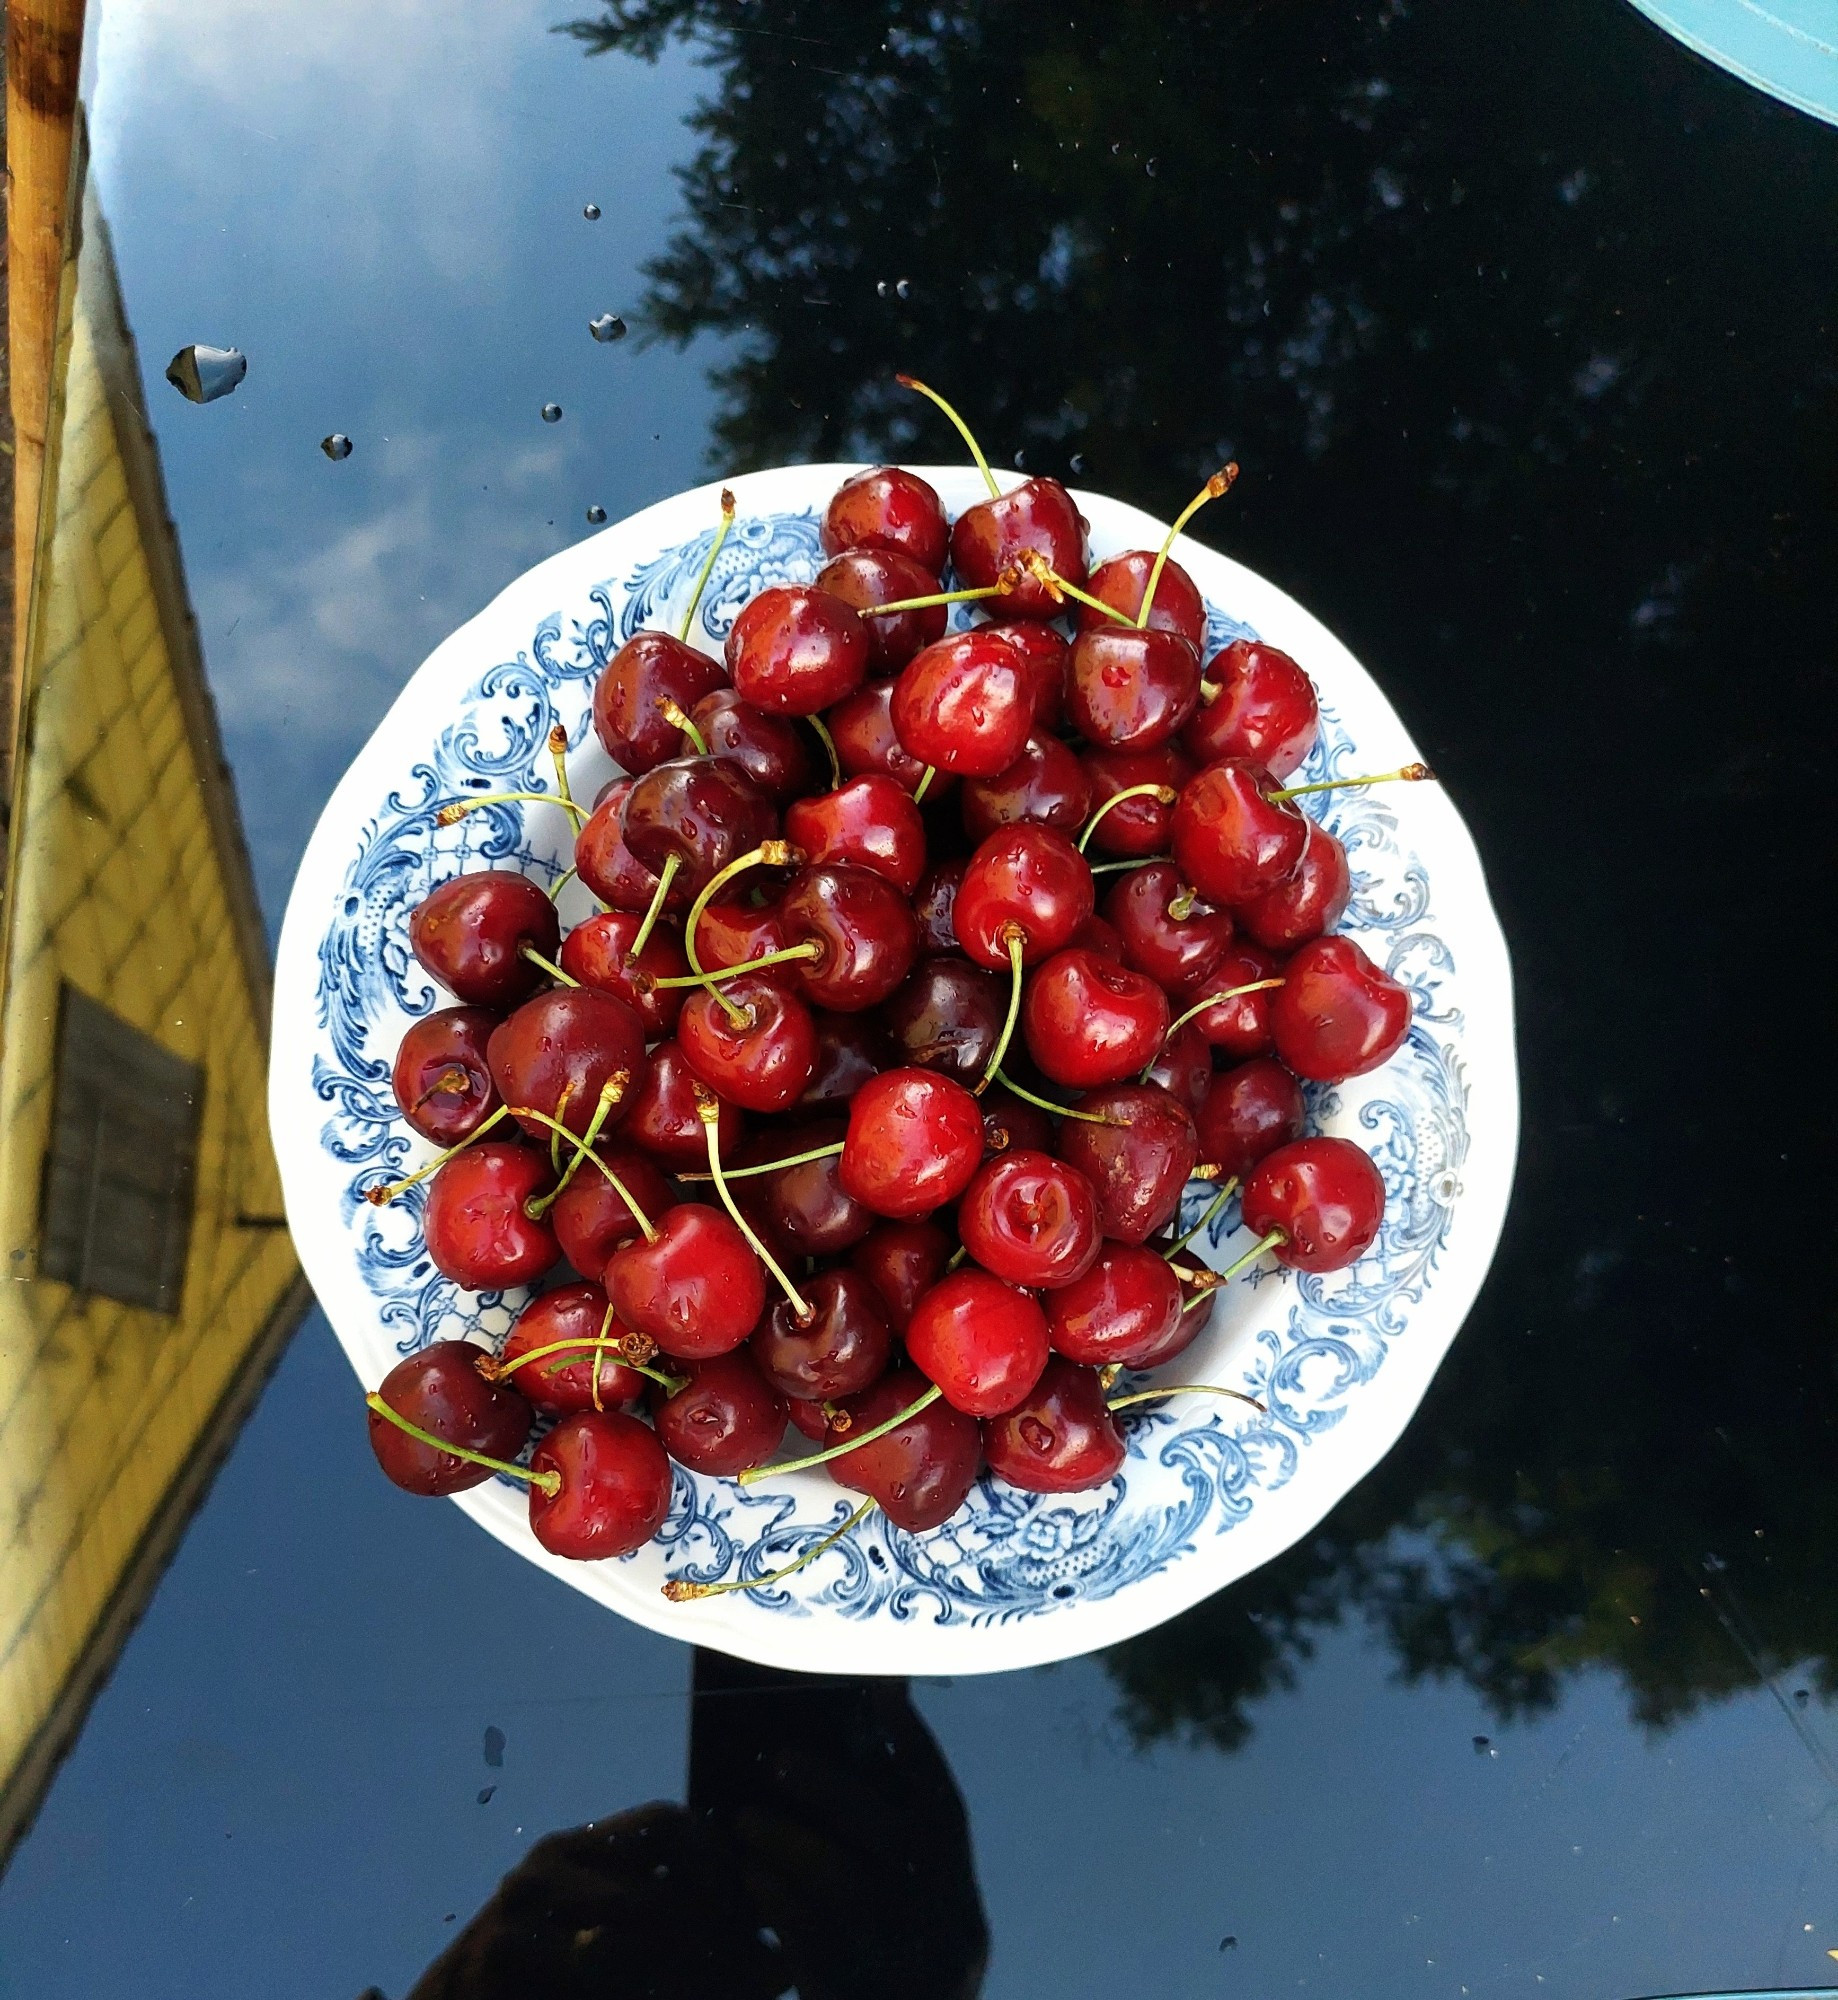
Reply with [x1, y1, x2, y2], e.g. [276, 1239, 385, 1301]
[3, 4, 1835, 1996]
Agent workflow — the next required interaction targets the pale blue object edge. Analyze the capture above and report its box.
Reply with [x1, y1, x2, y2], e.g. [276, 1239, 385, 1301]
[1626, 0, 1838, 126]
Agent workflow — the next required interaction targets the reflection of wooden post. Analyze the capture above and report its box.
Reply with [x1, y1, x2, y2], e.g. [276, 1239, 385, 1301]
[5, 0, 88, 795]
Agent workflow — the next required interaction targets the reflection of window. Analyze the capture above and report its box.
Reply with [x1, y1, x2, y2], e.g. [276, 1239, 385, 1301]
[38, 987, 202, 1314]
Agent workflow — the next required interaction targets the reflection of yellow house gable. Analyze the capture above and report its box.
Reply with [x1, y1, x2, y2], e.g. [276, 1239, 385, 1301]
[0, 177, 307, 1857]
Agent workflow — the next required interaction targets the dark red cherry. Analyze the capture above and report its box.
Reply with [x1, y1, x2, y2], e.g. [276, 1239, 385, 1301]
[961, 730, 1092, 843]
[816, 548, 947, 672]
[1067, 624, 1201, 751]
[1082, 744, 1194, 859]
[880, 955, 1007, 1087]
[891, 630, 1033, 778]
[1270, 934, 1411, 1082]
[1236, 820, 1352, 953]
[950, 476, 1086, 620]
[784, 774, 927, 895]
[958, 1150, 1102, 1290]
[779, 863, 919, 1011]
[752, 1268, 894, 1402]
[954, 825, 1094, 970]
[620, 1040, 745, 1167]
[1241, 1136, 1385, 1271]
[678, 971, 818, 1113]
[979, 1087, 1055, 1160]
[1171, 758, 1307, 908]
[607, 1203, 766, 1357]
[621, 756, 777, 898]
[983, 620, 1070, 729]
[498, 1282, 644, 1414]
[726, 584, 870, 715]
[423, 1143, 559, 1290]
[821, 464, 950, 573]
[1056, 1083, 1198, 1246]
[689, 687, 814, 802]
[551, 1144, 675, 1275]
[827, 1365, 982, 1533]
[755, 1116, 872, 1256]
[591, 630, 726, 774]
[913, 860, 965, 952]
[1184, 638, 1320, 778]
[574, 780, 680, 916]
[487, 987, 648, 1144]
[1077, 549, 1207, 647]
[983, 1358, 1125, 1492]
[797, 1009, 891, 1109]
[1184, 943, 1281, 1059]
[528, 1410, 673, 1560]
[1143, 1020, 1213, 1113]
[368, 1342, 532, 1495]
[850, 1219, 954, 1333]
[827, 677, 945, 798]
[787, 1397, 834, 1442]
[1022, 949, 1170, 1091]
[906, 1269, 1049, 1417]
[837, 1066, 985, 1219]
[1045, 1245, 1186, 1367]
[1128, 1283, 1209, 1370]
[410, 871, 560, 1008]
[1195, 1056, 1308, 1181]
[558, 911, 689, 1038]
[694, 893, 786, 974]
[1069, 911, 1126, 961]
[1104, 860, 1232, 994]
[392, 1006, 502, 1144]
[653, 1351, 787, 1476]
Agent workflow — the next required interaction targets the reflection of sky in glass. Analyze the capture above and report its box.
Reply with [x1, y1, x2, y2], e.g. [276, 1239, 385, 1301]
[1, 5, 1835, 1998]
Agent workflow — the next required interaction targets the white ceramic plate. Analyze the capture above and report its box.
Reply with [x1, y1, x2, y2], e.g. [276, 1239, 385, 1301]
[270, 463, 1518, 1676]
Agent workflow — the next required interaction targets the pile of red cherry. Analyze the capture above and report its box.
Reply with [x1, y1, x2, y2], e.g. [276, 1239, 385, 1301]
[363, 381, 1430, 1605]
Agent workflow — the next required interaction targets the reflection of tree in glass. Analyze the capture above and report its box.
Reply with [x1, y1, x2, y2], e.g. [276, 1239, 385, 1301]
[564, 0, 1838, 1748]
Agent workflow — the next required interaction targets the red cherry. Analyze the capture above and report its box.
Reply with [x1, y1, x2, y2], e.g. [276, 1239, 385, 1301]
[1195, 1057, 1308, 1180]
[1142, 1020, 1213, 1113]
[1077, 549, 1207, 646]
[826, 1365, 982, 1533]
[487, 987, 648, 1143]
[1171, 758, 1307, 907]
[620, 1040, 745, 1167]
[392, 1006, 502, 1144]
[1270, 934, 1411, 1082]
[528, 1410, 673, 1560]
[726, 584, 870, 715]
[621, 756, 778, 899]
[591, 630, 725, 774]
[678, 971, 817, 1114]
[1241, 1137, 1385, 1272]
[905, 1269, 1049, 1417]
[1069, 912, 1126, 960]
[410, 871, 560, 1008]
[1236, 820, 1352, 953]
[1104, 860, 1233, 994]
[558, 910, 689, 1038]
[979, 1086, 1056, 1160]
[751, 1267, 894, 1402]
[367, 1342, 532, 1495]
[912, 859, 965, 952]
[957, 1150, 1102, 1290]
[653, 1351, 787, 1476]
[1184, 639, 1320, 778]
[786, 1397, 834, 1442]
[1081, 745, 1194, 858]
[784, 774, 928, 895]
[574, 780, 680, 916]
[1067, 624, 1201, 750]
[694, 893, 787, 975]
[982, 1358, 1125, 1492]
[423, 1143, 558, 1289]
[821, 465, 949, 573]
[837, 1066, 984, 1219]
[1045, 1245, 1186, 1367]
[815, 548, 947, 671]
[688, 687, 814, 802]
[607, 1203, 766, 1357]
[850, 1219, 954, 1332]
[754, 1117, 872, 1256]
[826, 678, 944, 798]
[961, 730, 1093, 843]
[551, 1144, 675, 1274]
[1021, 948, 1170, 1090]
[954, 825, 1094, 970]
[880, 954, 1007, 1087]
[983, 620, 1070, 728]
[498, 1283, 644, 1413]
[797, 1009, 892, 1109]
[1056, 1083, 1199, 1246]
[891, 629, 1033, 778]
[950, 476, 1086, 620]
[1184, 943, 1281, 1059]
[780, 863, 919, 1011]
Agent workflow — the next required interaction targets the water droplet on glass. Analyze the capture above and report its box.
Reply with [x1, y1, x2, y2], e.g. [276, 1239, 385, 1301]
[589, 313, 627, 343]
[320, 433, 353, 460]
[1472, 1734, 1491, 1752]
[1796, 1687, 1812, 1707]
[876, 280, 890, 298]
[1110, 141, 1122, 156]
[583, 202, 601, 220]
[1145, 157, 1159, 177]
[586, 503, 607, 525]
[1219, 1937, 1238, 1952]
[1011, 450, 1027, 471]
[541, 403, 563, 423]
[483, 1726, 505, 1767]
[895, 277, 911, 299]
[1069, 453, 1086, 475]
[165, 344, 247, 404]
[477, 1785, 496, 1805]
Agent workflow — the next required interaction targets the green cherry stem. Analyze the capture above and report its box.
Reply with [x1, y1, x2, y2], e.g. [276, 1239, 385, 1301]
[1017, 548, 1133, 624]
[519, 943, 580, 988]
[739, 1383, 943, 1484]
[976, 928, 1026, 1098]
[624, 852, 683, 966]
[1106, 1381, 1267, 1416]
[1156, 979, 1286, 1057]
[806, 712, 842, 791]
[911, 765, 938, 804]
[365, 1104, 512, 1204]
[896, 374, 1000, 498]
[366, 1392, 561, 1495]
[695, 1085, 812, 1320]
[683, 840, 801, 994]
[435, 790, 588, 827]
[678, 1137, 845, 1185]
[492, 1333, 686, 1398]
[1163, 1179, 1239, 1260]
[658, 697, 710, 758]
[546, 724, 575, 811]
[1137, 465, 1237, 627]
[678, 487, 737, 642]
[505, 1103, 658, 1241]
[651, 941, 821, 989]
[989, 1069, 1127, 1126]
[1088, 853, 1171, 876]
[663, 1496, 877, 1600]
[1265, 762, 1435, 803]
[862, 578, 1014, 616]
[1078, 783, 1177, 853]
[525, 1070, 630, 1218]
[1210, 1226, 1287, 1287]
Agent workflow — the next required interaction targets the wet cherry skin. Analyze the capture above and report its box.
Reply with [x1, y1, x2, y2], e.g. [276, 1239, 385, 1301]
[912, 860, 965, 952]
[1170, 758, 1308, 908]
[751, 1267, 894, 1402]
[1184, 943, 1281, 1059]
[827, 1365, 983, 1533]
[949, 475, 1086, 620]
[423, 1142, 558, 1290]
[850, 1219, 955, 1332]
[1044, 1245, 1186, 1367]
[550, 1144, 675, 1275]
[1080, 744, 1194, 858]
[827, 678, 943, 798]
[591, 629, 726, 774]
[620, 1040, 746, 1167]
[694, 893, 787, 975]
[784, 773, 928, 895]
[606, 1203, 766, 1357]
[905, 1268, 1050, 1417]
[1241, 1136, 1386, 1272]
[1070, 912, 1126, 961]
[979, 1087, 1055, 1160]
[891, 629, 1033, 778]
[821, 464, 950, 573]
[689, 687, 814, 802]
[755, 1117, 873, 1256]
[1195, 1057, 1308, 1180]
[487, 987, 648, 1143]
[879, 955, 1007, 1087]
[368, 1341, 533, 1496]
[1142, 1019, 1214, 1113]
[1269, 934, 1411, 1082]
[1184, 638, 1320, 778]
[953, 825, 1094, 970]
[797, 1009, 891, 1109]
[1056, 1082, 1199, 1246]
[815, 548, 947, 672]
[984, 621, 1070, 729]
[837, 1066, 985, 1219]
[497, 1283, 644, 1413]
[558, 910, 689, 1038]
[410, 871, 560, 1009]
[574, 780, 680, 916]
[653, 1350, 788, 1476]
[621, 756, 778, 899]
[957, 1150, 1102, 1290]
[779, 863, 920, 1012]
[1104, 860, 1232, 995]
[1066, 624, 1201, 751]
[982, 1358, 1125, 1493]
[1235, 819, 1351, 953]
[961, 731, 1092, 843]
[726, 584, 870, 715]
[392, 1006, 502, 1144]
[528, 1410, 673, 1560]
[1022, 948, 1171, 1090]
[1076, 549, 1207, 647]
[677, 971, 818, 1113]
